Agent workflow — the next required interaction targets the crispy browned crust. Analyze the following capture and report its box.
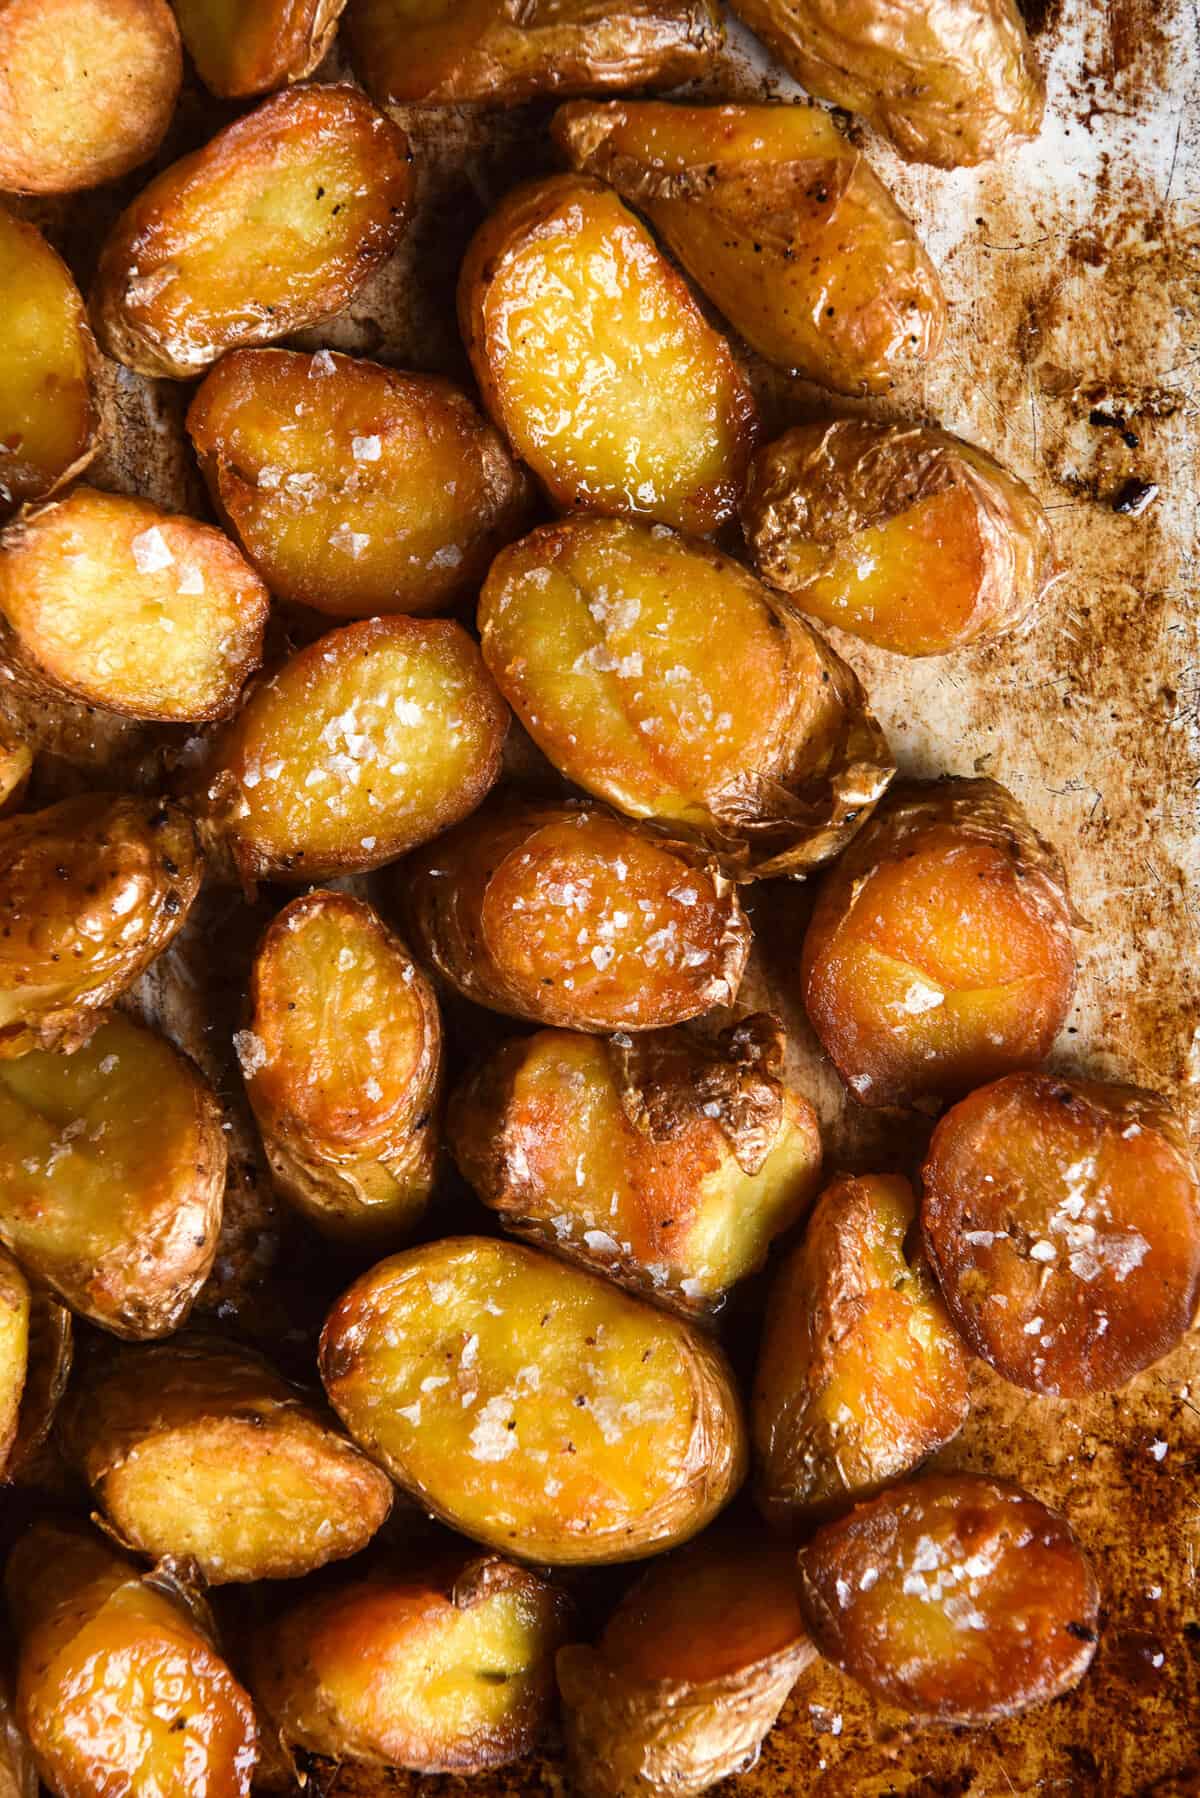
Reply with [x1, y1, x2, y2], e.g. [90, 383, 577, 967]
[5, 1294, 71, 1487]
[176, 0, 350, 98]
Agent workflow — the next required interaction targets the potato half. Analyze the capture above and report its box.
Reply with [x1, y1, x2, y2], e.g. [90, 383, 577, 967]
[320, 1236, 747, 1564]
[921, 1072, 1200, 1397]
[479, 518, 894, 876]
[459, 175, 758, 535]
[92, 85, 414, 380]
[398, 802, 751, 1033]
[0, 1250, 29, 1477]
[0, 793, 202, 1058]
[173, 0, 349, 98]
[449, 1014, 821, 1318]
[348, 0, 721, 107]
[0, 1016, 225, 1338]
[800, 778, 1076, 1107]
[8, 1523, 258, 1798]
[0, 207, 97, 515]
[743, 420, 1058, 655]
[243, 890, 442, 1242]
[797, 1474, 1100, 1721]
[250, 1551, 570, 1773]
[553, 100, 946, 395]
[752, 1173, 968, 1525]
[187, 349, 531, 620]
[726, 0, 1045, 168]
[559, 1532, 814, 1798]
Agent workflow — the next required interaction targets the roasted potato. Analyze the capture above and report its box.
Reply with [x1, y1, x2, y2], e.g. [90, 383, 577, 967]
[0, 720, 31, 816]
[0, 1249, 29, 1476]
[190, 615, 508, 884]
[752, 1173, 968, 1525]
[0, 793, 202, 1058]
[797, 1474, 1100, 1721]
[459, 175, 758, 535]
[0, 1015, 225, 1338]
[61, 1335, 394, 1582]
[250, 1550, 570, 1772]
[800, 778, 1076, 1108]
[0, 207, 97, 515]
[0, 487, 269, 721]
[349, 0, 721, 107]
[0, 0, 181, 194]
[7, 1522, 258, 1798]
[398, 802, 751, 1033]
[921, 1072, 1200, 1397]
[448, 1015, 822, 1318]
[242, 890, 442, 1242]
[173, 0, 349, 98]
[726, 0, 1045, 168]
[552, 100, 946, 395]
[558, 1532, 814, 1798]
[320, 1236, 747, 1564]
[6, 1292, 71, 1484]
[92, 85, 414, 380]
[742, 420, 1059, 655]
[187, 349, 531, 620]
[0, 1677, 36, 1798]
[479, 518, 894, 876]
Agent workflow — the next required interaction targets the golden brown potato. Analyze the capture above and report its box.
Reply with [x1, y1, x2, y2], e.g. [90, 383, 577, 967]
[320, 1236, 747, 1564]
[0, 793, 202, 1058]
[0, 1015, 225, 1338]
[797, 1474, 1100, 1721]
[5, 1292, 71, 1484]
[187, 349, 531, 620]
[449, 1015, 821, 1318]
[398, 802, 751, 1033]
[92, 85, 414, 381]
[921, 1072, 1200, 1397]
[0, 720, 31, 817]
[459, 175, 758, 535]
[349, 0, 721, 106]
[242, 890, 442, 1242]
[250, 1550, 570, 1772]
[553, 100, 946, 394]
[0, 1676, 36, 1798]
[558, 1532, 814, 1798]
[0, 207, 97, 515]
[0, 1250, 29, 1476]
[173, 0, 349, 98]
[479, 518, 893, 876]
[61, 1335, 394, 1583]
[742, 420, 1059, 655]
[800, 778, 1076, 1108]
[752, 1173, 968, 1525]
[8, 1522, 258, 1798]
[190, 615, 508, 884]
[0, 0, 181, 194]
[0, 488, 269, 721]
[727, 0, 1045, 168]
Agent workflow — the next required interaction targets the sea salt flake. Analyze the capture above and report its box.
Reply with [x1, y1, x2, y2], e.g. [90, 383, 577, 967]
[132, 527, 174, 574]
[352, 434, 382, 461]
[233, 1030, 267, 1077]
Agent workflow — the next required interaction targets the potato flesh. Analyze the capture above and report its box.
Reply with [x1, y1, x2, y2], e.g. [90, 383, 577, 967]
[188, 350, 530, 619]
[0, 1250, 30, 1474]
[320, 1237, 746, 1563]
[0, 209, 95, 513]
[173, 0, 347, 97]
[461, 177, 757, 534]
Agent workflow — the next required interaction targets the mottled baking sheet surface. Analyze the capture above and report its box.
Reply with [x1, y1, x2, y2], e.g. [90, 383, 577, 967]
[6, 0, 1200, 1791]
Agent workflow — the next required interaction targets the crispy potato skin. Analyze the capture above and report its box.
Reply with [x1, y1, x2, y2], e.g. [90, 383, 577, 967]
[553, 100, 946, 394]
[559, 1533, 814, 1798]
[797, 1474, 1100, 1721]
[6, 1292, 71, 1485]
[800, 778, 1075, 1108]
[743, 420, 1059, 655]
[0, 488, 269, 722]
[250, 1552, 570, 1772]
[459, 175, 758, 535]
[243, 891, 442, 1242]
[349, 0, 721, 106]
[7, 1523, 258, 1798]
[479, 518, 894, 876]
[752, 1174, 968, 1525]
[921, 1073, 1200, 1397]
[0, 794, 202, 1058]
[173, 0, 349, 98]
[448, 1015, 822, 1317]
[727, 0, 1045, 168]
[92, 85, 414, 380]
[398, 802, 751, 1032]
[0, 0, 181, 194]
[0, 1249, 29, 1476]
[187, 349, 532, 620]
[320, 1236, 747, 1564]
